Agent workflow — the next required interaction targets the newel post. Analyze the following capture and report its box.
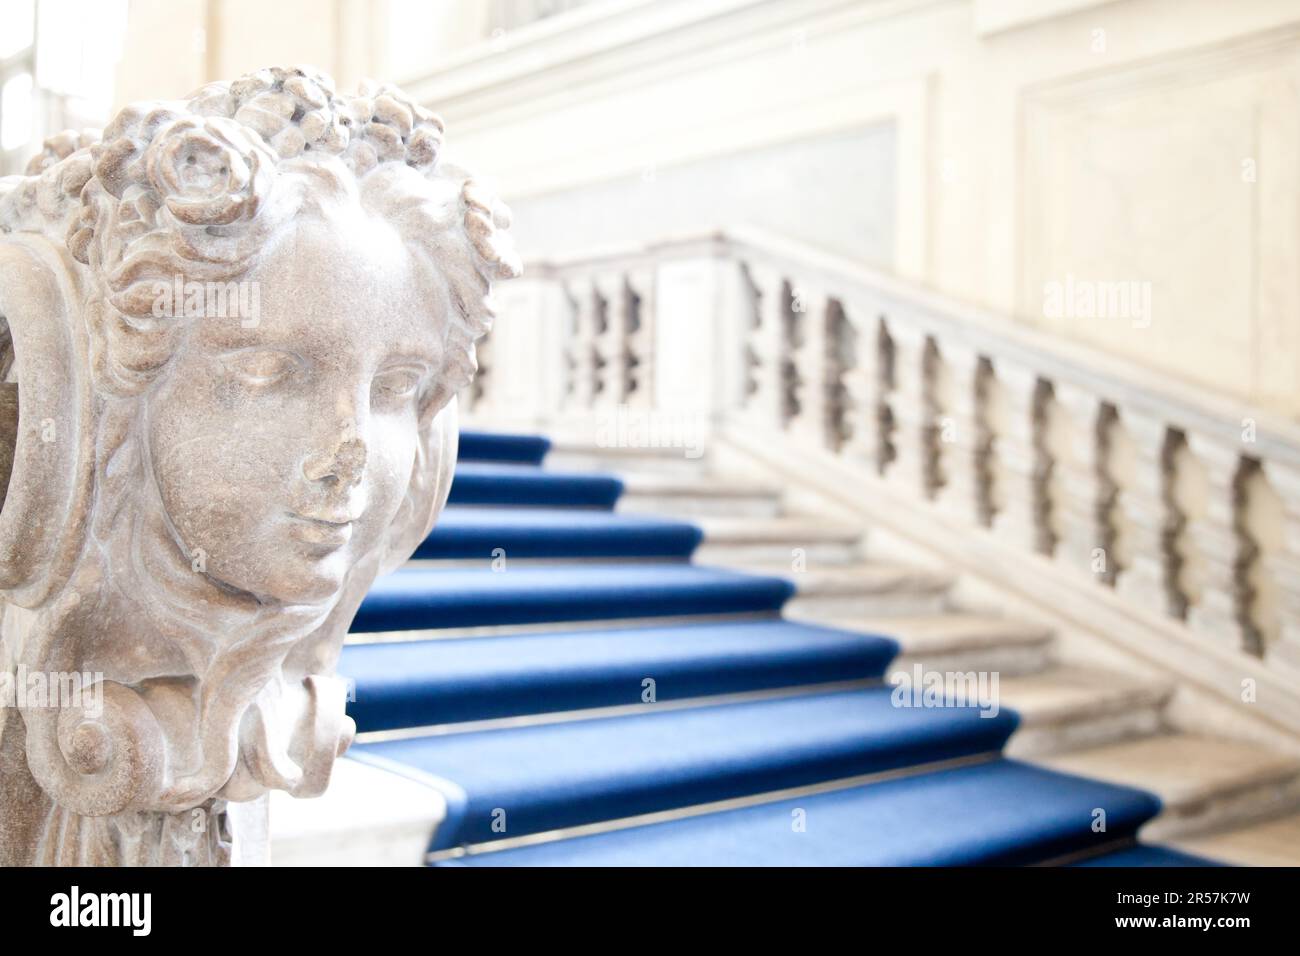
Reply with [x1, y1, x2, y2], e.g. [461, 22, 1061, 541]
[649, 252, 741, 447]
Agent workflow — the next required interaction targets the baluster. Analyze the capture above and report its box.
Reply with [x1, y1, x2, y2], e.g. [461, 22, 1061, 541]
[743, 264, 790, 430]
[1053, 383, 1112, 580]
[594, 273, 630, 406]
[788, 284, 831, 447]
[883, 319, 938, 498]
[837, 304, 886, 470]
[1262, 461, 1300, 673]
[974, 357, 998, 528]
[563, 277, 600, 410]
[1238, 458, 1283, 659]
[934, 341, 989, 526]
[1183, 435, 1251, 651]
[625, 267, 655, 408]
[1113, 411, 1179, 617]
[823, 299, 853, 453]
[990, 363, 1054, 553]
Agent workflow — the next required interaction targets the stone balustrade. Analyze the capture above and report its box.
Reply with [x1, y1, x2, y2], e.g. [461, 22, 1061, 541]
[472, 227, 1298, 674]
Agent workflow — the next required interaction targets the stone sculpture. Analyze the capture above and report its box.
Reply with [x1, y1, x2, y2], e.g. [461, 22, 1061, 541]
[0, 66, 519, 865]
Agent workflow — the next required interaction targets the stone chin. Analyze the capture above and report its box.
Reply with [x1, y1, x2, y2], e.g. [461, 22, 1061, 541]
[258, 546, 353, 607]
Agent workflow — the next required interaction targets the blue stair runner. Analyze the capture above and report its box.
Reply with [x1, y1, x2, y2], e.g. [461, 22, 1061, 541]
[353, 564, 791, 632]
[341, 429, 1222, 867]
[344, 619, 898, 731]
[456, 431, 550, 465]
[361, 688, 1018, 850]
[446, 463, 623, 509]
[413, 507, 702, 560]
[436, 760, 1161, 867]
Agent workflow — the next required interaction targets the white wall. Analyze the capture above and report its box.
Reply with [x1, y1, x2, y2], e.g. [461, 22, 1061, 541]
[114, 0, 392, 105]
[507, 122, 896, 263]
[400, 0, 1300, 418]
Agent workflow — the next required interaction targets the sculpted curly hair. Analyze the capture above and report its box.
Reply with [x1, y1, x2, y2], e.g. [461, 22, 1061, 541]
[3, 64, 520, 409]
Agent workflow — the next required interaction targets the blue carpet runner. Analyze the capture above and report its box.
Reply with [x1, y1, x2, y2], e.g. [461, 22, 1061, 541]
[455, 431, 550, 465]
[413, 507, 702, 560]
[435, 760, 1160, 866]
[447, 463, 623, 509]
[352, 564, 791, 631]
[341, 429, 1222, 867]
[344, 619, 898, 730]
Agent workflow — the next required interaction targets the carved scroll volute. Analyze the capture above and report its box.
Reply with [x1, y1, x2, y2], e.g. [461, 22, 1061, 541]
[0, 235, 170, 818]
[0, 236, 171, 821]
[0, 237, 96, 609]
[25, 677, 167, 818]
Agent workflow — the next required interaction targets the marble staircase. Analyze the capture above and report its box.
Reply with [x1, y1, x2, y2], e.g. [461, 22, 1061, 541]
[269, 434, 1300, 866]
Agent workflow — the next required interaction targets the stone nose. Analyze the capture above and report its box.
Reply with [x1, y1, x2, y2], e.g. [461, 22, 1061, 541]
[302, 432, 367, 488]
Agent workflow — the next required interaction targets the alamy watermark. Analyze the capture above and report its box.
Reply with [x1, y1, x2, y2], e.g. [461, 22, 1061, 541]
[0, 667, 103, 718]
[152, 276, 260, 328]
[50, 886, 151, 936]
[1043, 274, 1151, 329]
[889, 664, 1000, 718]
[595, 404, 706, 459]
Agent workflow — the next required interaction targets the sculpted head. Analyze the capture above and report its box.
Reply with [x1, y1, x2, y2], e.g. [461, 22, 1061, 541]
[0, 66, 519, 840]
[145, 213, 445, 605]
[62, 67, 520, 605]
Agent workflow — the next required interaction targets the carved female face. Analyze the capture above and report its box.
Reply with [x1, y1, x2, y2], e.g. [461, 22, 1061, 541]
[145, 209, 447, 604]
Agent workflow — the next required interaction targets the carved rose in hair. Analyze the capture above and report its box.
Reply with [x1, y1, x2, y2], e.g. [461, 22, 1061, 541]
[144, 117, 275, 227]
[24, 129, 101, 176]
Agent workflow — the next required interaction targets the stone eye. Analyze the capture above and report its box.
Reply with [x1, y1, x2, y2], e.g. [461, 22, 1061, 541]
[224, 348, 299, 386]
[371, 365, 424, 403]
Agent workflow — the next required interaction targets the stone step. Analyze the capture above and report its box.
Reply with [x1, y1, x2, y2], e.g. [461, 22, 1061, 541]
[1167, 809, 1300, 867]
[269, 757, 445, 867]
[341, 619, 895, 732]
[769, 564, 955, 619]
[824, 613, 1055, 677]
[997, 666, 1173, 758]
[1034, 733, 1300, 841]
[616, 472, 784, 517]
[546, 441, 709, 477]
[694, 517, 864, 565]
[353, 564, 793, 636]
[352, 564, 952, 647]
[406, 513, 858, 567]
[852, 658, 1169, 758]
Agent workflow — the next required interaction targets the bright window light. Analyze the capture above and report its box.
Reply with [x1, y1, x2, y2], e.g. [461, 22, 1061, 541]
[36, 0, 127, 115]
[1, 71, 33, 151]
[0, 0, 35, 60]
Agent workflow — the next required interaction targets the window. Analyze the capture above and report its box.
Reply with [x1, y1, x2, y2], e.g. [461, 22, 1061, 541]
[0, 0, 127, 175]
[0, 0, 35, 171]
